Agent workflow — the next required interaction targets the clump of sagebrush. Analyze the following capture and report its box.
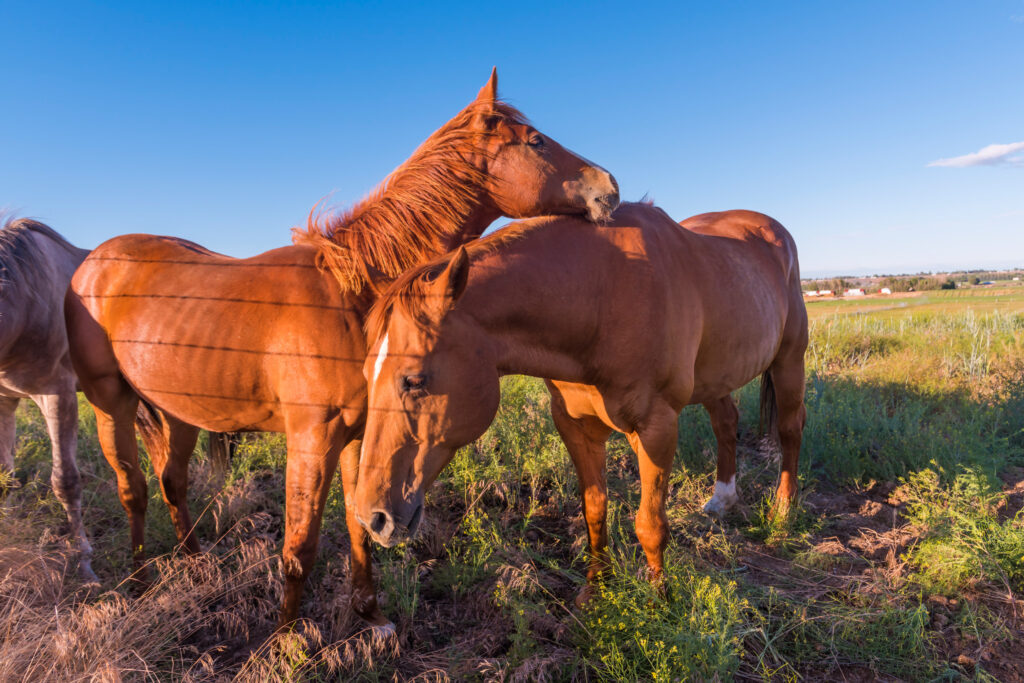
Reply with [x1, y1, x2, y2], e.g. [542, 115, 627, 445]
[901, 465, 1024, 596]
[576, 546, 749, 682]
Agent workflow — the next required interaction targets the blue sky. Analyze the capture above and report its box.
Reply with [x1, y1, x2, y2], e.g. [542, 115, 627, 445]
[3, 1, 1022, 277]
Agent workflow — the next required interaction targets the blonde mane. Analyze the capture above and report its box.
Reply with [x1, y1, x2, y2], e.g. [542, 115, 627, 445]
[292, 100, 529, 293]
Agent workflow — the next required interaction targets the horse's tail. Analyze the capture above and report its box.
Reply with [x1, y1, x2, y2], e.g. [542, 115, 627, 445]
[758, 370, 779, 446]
[206, 432, 235, 482]
[135, 399, 170, 466]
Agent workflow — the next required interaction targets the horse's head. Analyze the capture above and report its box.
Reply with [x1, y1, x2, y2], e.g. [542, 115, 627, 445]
[460, 68, 619, 224]
[354, 248, 495, 547]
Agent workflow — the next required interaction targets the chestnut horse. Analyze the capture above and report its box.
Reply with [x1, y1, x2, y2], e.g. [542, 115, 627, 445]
[0, 217, 96, 582]
[65, 70, 618, 629]
[354, 202, 807, 606]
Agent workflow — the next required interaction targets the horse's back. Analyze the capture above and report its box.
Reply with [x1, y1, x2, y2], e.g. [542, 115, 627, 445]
[75, 234, 332, 309]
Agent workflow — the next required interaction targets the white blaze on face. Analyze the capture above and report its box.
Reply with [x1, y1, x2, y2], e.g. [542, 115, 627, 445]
[372, 334, 389, 386]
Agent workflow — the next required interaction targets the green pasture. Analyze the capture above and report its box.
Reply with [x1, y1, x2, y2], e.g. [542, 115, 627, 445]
[1, 288, 1022, 681]
[805, 285, 1024, 320]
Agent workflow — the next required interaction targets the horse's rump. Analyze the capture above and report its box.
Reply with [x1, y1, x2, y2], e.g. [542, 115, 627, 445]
[71, 235, 366, 433]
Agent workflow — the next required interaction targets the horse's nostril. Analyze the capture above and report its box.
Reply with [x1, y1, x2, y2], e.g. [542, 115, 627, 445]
[369, 510, 390, 535]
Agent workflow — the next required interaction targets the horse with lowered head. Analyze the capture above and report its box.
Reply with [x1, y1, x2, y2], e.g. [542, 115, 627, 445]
[0, 216, 97, 582]
[65, 69, 618, 629]
[354, 202, 807, 607]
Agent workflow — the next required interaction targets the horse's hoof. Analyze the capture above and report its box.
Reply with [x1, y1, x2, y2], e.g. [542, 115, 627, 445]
[79, 564, 100, 587]
[574, 585, 598, 610]
[371, 621, 396, 640]
[702, 478, 739, 517]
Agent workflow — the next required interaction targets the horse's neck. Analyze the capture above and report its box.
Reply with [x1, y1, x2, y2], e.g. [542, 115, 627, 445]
[447, 204, 500, 249]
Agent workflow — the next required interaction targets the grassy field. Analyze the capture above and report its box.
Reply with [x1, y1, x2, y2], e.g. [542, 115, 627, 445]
[1, 289, 1023, 681]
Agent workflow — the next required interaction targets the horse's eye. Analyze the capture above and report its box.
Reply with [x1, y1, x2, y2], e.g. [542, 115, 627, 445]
[527, 134, 544, 148]
[401, 374, 428, 393]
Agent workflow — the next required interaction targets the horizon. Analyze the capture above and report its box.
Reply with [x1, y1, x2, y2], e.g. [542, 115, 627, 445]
[2, 1, 1022, 275]
[801, 260, 1024, 280]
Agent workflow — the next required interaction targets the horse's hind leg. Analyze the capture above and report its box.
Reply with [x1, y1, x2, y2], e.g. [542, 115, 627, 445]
[137, 407, 201, 553]
[0, 397, 18, 486]
[768, 340, 808, 519]
[35, 381, 98, 582]
[88, 380, 149, 576]
[66, 290, 149, 576]
[701, 395, 740, 516]
[548, 382, 613, 608]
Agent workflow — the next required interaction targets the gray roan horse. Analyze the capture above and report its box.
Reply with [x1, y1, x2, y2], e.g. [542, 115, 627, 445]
[0, 216, 96, 581]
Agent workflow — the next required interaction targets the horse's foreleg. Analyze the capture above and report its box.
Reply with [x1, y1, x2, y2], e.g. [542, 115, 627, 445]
[701, 395, 740, 516]
[279, 421, 346, 628]
[139, 410, 201, 553]
[36, 383, 97, 583]
[627, 402, 679, 582]
[0, 397, 18, 483]
[340, 438, 392, 632]
[548, 382, 612, 608]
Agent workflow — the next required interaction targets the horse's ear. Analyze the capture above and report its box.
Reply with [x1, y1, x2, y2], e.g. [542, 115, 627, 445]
[437, 246, 470, 307]
[475, 67, 498, 108]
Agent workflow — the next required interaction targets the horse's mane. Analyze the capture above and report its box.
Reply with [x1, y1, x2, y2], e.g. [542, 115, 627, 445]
[0, 215, 86, 296]
[364, 213, 566, 344]
[292, 99, 530, 293]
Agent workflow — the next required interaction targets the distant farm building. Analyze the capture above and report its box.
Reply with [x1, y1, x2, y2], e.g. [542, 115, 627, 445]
[844, 288, 866, 297]
[880, 287, 892, 295]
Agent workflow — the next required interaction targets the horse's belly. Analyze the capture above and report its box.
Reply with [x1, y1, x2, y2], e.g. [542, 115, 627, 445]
[113, 338, 285, 432]
[687, 319, 784, 404]
[104, 300, 361, 433]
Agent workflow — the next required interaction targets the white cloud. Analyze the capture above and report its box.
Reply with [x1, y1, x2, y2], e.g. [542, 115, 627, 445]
[928, 141, 1024, 168]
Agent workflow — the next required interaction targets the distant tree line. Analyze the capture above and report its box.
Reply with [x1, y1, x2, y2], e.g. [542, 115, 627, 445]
[954, 269, 1024, 283]
[802, 278, 854, 293]
[803, 269, 1023, 294]
[801, 276, 949, 293]
[878, 276, 951, 292]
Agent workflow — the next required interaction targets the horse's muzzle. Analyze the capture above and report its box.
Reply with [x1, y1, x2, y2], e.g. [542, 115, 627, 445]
[582, 167, 619, 223]
[364, 501, 424, 548]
